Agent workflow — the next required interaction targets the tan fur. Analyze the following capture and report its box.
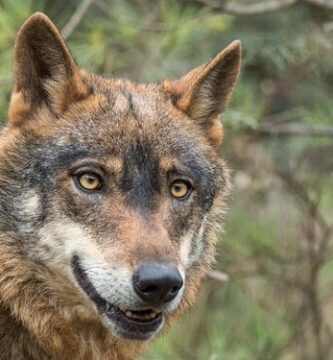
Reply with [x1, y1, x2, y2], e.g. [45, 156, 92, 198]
[0, 12, 241, 359]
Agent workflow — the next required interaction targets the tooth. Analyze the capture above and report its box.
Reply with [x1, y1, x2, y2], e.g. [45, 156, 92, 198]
[121, 309, 161, 321]
[125, 311, 133, 318]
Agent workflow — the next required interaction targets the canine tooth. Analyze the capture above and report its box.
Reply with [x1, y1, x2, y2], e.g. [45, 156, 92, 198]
[148, 313, 157, 319]
[122, 309, 160, 321]
[131, 313, 142, 319]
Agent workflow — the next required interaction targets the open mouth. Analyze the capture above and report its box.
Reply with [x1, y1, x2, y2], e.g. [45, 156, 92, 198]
[72, 256, 163, 340]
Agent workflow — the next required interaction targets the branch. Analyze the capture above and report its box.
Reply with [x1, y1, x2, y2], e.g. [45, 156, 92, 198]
[304, 0, 333, 10]
[278, 172, 332, 266]
[254, 123, 333, 137]
[61, 0, 95, 40]
[0, 76, 12, 86]
[193, 0, 333, 15]
[193, 0, 298, 15]
[207, 270, 230, 282]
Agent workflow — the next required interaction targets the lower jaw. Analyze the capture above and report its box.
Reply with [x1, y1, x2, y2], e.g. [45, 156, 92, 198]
[72, 257, 164, 340]
[102, 306, 164, 340]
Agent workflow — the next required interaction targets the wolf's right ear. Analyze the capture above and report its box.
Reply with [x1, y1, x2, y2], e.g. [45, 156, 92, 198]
[8, 12, 88, 126]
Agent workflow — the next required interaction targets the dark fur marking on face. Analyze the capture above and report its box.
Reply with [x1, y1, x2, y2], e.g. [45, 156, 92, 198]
[126, 91, 135, 114]
[17, 140, 99, 221]
[122, 89, 141, 126]
[121, 141, 159, 213]
[169, 93, 179, 105]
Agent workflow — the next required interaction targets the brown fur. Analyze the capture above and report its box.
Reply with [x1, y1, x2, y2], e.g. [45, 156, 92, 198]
[0, 13, 241, 359]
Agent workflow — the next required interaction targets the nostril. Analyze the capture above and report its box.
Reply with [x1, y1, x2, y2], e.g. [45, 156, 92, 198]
[133, 263, 183, 306]
[141, 285, 158, 294]
[171, 286, 180, 294]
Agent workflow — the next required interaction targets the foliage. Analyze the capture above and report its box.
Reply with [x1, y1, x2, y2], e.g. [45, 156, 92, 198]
[0, 0, 332, 359]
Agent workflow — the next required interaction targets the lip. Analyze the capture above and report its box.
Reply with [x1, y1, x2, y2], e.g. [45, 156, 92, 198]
[71, 256, 164, 340]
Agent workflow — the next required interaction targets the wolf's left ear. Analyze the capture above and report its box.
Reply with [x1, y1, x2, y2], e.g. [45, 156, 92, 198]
[8, 12, 88, 126]
[163, 41, 241, 150]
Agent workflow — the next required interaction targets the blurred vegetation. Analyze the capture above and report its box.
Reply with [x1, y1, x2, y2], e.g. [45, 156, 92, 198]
[0, 0, 332, 359]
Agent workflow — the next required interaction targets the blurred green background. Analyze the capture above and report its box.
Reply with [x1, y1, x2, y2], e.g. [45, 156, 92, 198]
[0, 1, 332, 359]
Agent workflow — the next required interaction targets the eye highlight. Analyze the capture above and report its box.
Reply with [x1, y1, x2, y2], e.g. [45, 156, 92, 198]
[170, 180, 192, 199]
[76, 173, 102, 191]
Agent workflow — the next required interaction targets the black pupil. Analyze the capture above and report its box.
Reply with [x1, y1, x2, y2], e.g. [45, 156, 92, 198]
[175, 184, 183, 191]
[174, 183, 186, 195]
[86, 175, 96, 184]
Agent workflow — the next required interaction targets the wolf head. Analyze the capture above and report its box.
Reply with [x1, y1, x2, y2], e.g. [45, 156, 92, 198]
[0, 13, 240, 343]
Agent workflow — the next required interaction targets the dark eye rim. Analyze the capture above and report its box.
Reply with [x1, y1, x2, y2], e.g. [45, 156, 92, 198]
[73, 171, 104, 193]
[170, 179, 193, 200]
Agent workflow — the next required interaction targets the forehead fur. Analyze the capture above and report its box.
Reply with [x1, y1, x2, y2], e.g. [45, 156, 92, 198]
[19, 73, 215, 159]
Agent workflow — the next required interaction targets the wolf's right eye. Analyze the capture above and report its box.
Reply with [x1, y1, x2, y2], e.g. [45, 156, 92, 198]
[76, 173, 102, 191]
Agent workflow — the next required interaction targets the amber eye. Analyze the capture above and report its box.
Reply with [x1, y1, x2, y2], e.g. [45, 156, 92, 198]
[77, 173, 102, 191]
[170, 180, 191, 199]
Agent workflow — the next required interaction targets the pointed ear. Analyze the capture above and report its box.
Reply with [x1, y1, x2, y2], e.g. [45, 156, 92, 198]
[163, 41, 241, 150]
[8, 12, 88, 126]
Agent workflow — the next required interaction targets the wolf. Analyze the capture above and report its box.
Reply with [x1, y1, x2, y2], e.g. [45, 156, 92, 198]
[0, 12, 240, 360]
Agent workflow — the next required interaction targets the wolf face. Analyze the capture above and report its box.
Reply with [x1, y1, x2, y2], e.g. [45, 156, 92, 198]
[0, 12, 240, 355]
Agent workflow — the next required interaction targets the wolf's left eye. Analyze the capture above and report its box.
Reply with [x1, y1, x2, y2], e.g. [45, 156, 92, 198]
[76, 173, 102, 191]
[170, 180, 192, 199]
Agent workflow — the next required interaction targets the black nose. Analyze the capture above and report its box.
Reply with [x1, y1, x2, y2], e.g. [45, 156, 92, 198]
[133, 263, 183, 306]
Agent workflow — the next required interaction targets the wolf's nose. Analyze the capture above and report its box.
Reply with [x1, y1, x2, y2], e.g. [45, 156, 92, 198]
[133, 263, 183, 306]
